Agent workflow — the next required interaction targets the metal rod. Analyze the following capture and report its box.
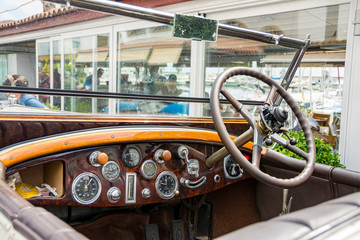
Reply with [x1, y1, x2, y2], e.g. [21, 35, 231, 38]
[273, 34, 311, 105]
[0, 86, 263, 105]
[45, 0, 307, 49]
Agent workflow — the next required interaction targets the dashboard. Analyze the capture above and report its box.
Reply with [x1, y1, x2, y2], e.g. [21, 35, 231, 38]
[7, 142, 251, 207]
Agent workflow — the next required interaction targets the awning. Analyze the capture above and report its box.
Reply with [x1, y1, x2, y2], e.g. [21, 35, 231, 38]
[117, 48, 150, 62]
[260, 52, 345, 64]
[147, 47, 182, 65]
[75, 53, 108, 63]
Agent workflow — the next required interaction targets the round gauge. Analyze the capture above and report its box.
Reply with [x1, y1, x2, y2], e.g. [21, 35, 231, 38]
[102, 161, 120, 181]
[122, 146, 141, 168]
[155, 171, 178, 199]
[141, 160, 157, 179]
[72, 172, 101, 204]
[224, 155, 244, 179]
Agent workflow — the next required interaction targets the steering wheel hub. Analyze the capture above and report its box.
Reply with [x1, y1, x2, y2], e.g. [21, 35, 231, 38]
[257, 104, 289, 135]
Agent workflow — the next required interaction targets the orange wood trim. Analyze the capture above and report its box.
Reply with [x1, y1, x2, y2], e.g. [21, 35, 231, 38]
[0, 127, 255, 167]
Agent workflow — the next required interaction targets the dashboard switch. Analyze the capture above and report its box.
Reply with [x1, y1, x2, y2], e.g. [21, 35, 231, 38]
[161, 150, 172, 161]
[107, 187, 121, 203]
[177, 145, 189, 160]
[142, 188, 151, 199]
[89, 151, 109, 166]
[154, 149, 172, 163]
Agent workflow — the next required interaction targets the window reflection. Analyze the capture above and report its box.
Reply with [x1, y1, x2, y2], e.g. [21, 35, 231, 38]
[38, 42, 50, 106]
[52, 40, 61, 110]
[63, 34, 110, 113]
[115, 25, 191, 114]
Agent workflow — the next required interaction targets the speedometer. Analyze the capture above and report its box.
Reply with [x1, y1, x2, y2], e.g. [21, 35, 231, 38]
[72, 172, 101, 204]
[122, 146, 141, 168]
[155, 171, 178, 199]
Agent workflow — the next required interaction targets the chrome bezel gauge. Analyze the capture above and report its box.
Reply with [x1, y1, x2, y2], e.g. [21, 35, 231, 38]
[223, 155, 244, 179]
[122, 146, 142, 168]
[72, 172, 101, 205]
[155, 171, 178, 199]
[140, 159, 158, 179]
[102, 161, 120, 182]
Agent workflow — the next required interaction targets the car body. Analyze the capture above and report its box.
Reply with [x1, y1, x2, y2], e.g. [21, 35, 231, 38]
[0, 1, 358, 240]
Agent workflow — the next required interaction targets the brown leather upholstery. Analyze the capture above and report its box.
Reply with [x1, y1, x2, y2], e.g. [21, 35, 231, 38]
[217, 191, 360, 240]
[0, 178, 88, 240]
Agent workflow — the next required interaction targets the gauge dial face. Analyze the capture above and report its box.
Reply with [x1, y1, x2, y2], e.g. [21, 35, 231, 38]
[102, 161, 120, 181]
[155, 171, 178, 199]
[141, 160, 157, 179]
[224, 155, 244, 179]
[72, 172, 101, 204]
[122, 146, 141, 168]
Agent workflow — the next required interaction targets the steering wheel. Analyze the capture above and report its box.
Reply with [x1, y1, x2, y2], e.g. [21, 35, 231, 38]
[211, 67, 315, 188]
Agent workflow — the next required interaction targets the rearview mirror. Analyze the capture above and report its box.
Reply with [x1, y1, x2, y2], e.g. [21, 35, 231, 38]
[172, 14, 218, 42]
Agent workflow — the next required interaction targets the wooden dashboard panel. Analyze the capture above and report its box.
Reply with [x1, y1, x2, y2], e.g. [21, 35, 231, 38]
[1, 117, 252, 207]
[6, 142, 251, 207]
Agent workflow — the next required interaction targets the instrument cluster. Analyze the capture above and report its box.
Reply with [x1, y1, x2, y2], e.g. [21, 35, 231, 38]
[66, 143, 248, 207]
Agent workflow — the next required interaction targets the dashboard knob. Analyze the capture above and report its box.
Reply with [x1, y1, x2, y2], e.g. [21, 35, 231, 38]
[161, 150, 172, 162]
[89, 151, 109, 166]
[154, 149, 172, 163]
[107, 187, 121, 203]
[142, 188, 151, 199]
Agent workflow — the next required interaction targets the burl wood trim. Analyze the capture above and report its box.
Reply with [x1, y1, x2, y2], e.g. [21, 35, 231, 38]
[0, 127, 254, 167]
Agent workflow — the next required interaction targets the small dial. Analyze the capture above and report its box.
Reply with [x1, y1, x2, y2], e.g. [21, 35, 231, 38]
[102, 161, 120, 181]
[122, 146, 141, 168]
[155, 171, 178, 199]
[141, 160, 157, 179]
[72, 172, 101, 204]
[224, 155, 244, 179]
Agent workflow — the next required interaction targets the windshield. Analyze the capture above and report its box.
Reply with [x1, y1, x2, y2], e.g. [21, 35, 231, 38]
[0, 25, 295, 117]
[0, 1, 347, 121]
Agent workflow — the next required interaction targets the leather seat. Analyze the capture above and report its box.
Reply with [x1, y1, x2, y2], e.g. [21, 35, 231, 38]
[217, 191, 360, 240]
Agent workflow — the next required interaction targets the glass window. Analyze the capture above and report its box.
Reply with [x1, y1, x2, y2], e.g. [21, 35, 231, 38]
[38, 41, 50, 106]
[52, 39, 61, 110]
[0, 54, 7, 84]
[115, 24, 191, 115]
[63, 34, 110, 113]
[0, 54, 8, 102]
[214, 3, 349, 150]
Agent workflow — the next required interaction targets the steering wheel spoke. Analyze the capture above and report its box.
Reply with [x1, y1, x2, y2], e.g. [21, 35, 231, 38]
[221, 88, 255, 127]
[270, 133, 309, 160]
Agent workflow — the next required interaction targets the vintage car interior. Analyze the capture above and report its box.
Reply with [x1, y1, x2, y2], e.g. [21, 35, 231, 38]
[1, 0, 360, 240]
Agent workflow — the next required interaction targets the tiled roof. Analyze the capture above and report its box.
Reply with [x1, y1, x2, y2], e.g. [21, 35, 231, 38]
[0, 7, 78, 29]
[0, 0, 191, 31]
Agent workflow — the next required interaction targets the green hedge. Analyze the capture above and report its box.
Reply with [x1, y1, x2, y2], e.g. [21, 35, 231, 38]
[271, 131, 345, 168]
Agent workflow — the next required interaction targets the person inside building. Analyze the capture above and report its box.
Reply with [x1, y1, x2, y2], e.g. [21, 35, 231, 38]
[83, 68, 104, 91]
[157, 74, 183, 96]
[141, 66, 166, 95]
[149, 66, 166, 83]
[2, 74, 48, 109]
